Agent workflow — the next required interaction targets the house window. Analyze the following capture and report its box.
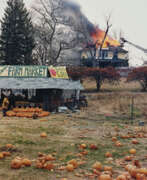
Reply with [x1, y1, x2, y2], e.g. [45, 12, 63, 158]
[99, 50, 108, 59]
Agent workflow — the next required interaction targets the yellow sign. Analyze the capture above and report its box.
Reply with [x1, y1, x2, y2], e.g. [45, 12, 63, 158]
[48, 66, 69, 79]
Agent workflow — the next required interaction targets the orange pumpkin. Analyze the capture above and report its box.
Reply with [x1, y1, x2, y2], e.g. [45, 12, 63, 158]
[112, 137, 117, 142]
[11, 159, 22, 169]
[132, 139, 139, 144]
[45, 154, 55, 161]
[98, 174, 112, 180]
[6, 111, 16, 117]
[22, 158, 32, 166]
[136, 173, 147, 180]
[68, 159, 78, 169]
[92, 161, 102, 171]
[103, 166, 113, 172]
[40, 132, 47, 138]
[105, 152, 112, 158]
[44, 163, 54, 170]
[124, 156, 133, 161]
[6, 144, 13, 149]
[2, 151, 11, 157]
[0, 153, 4, 159]
[116, 175, 127, 180]
[66, 164, 74, 172]
[89, 144, 98, 150]
[129, 148, 136, 155]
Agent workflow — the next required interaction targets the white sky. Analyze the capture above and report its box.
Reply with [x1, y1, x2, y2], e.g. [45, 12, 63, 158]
[0, 0, 147, 66]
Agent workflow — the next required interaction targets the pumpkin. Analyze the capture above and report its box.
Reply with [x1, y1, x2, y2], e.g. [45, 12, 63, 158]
[112, 137, 117, 142]
[115, 141, 123, 147]
[129, 167, 138, 178]
[2, 151, 11, 157]
[89, 144, 98, 150]
[22, 158, 32, 166]
[66, 164, 74, 172]
[45, 154, 55, 161]
[92, 161, 102, 171]
[6, 111, 16, 117]
[80, 144, 87, 149]
[124, 156, 133, 161]
[0, 153, 4, 159]
[6, 144, 13, 149]
[137, 168, 147, 175]
[129, 148, 136, 155]
[132, 139, 139, 144]
[116, 175, 127, 180]
[38, 111, 50, 117]
[103, 166, 113, 172]
[36, 161, 43, 169]
[44, 163, 54, 170]
[136, 173, 147, 180]
[98, 174, 112, 180]
[11, 159, 22, 169]
[80, 150, 88, 155]
[68, 159, 78, 169]
[105, 152, 112, 158]
[40, 132, 47, 138]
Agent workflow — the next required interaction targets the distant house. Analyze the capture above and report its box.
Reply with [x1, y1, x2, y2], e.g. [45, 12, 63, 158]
[80, 45, 129, 68]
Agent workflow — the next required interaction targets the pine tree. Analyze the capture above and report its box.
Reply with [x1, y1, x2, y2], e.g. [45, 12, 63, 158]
[0, 0, 35, 65]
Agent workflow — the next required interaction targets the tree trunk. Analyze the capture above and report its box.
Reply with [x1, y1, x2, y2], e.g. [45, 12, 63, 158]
[95, 74, 101, 92]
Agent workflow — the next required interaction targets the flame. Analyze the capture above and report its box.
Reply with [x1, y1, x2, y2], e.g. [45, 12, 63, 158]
[91, 28, 120, 48]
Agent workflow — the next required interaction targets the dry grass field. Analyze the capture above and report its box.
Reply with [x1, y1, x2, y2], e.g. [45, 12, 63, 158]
[0, 78, 147, 180]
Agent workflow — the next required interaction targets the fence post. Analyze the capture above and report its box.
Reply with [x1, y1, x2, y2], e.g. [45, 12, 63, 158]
[130, 96, 134, 124]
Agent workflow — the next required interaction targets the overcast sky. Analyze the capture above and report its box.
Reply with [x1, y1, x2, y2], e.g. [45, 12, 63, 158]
[0, 0, 147, 66]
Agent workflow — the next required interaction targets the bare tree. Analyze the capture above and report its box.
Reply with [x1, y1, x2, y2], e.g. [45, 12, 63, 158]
[98, 14, 112, 60]
[32, 0, 84, 65]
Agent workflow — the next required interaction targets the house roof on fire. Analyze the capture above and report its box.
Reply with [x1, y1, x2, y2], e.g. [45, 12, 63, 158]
[0, 78, 84, 90]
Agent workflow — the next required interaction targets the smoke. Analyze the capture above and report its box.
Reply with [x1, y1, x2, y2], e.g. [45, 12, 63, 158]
[62, 0, 97, 34]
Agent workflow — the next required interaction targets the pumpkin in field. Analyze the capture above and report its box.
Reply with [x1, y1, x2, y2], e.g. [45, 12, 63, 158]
[136, 173, 147, 180]
[132, 139, 139, 144]
[66, 164, 74, 172]
[124, 156, 133, 161]
[105, 152, 112, 158]
[22, 158, 32, 166]
[103, 166, 113, 172]
[112, 137, 117, 142]
[89, 144, 98, 150]
[92, 161, 102, 171]
[2, 151, 11, 157]
[80, 143, 87, 149]
[116, 174, 127, 180]
[45, 154, 55, 161]
[98, 174, 112, 180]
[137, 168, 147, 175]
[44, 163, 54, 170]
[129, 148, 136, 155]
[115, 141, 123, 147]
[6, 144, 13, 149]
[68, 159, 78, 169]
[0, 153, 4, 159]
[40, 132, 47, 138]
[11, 159, 22, 169]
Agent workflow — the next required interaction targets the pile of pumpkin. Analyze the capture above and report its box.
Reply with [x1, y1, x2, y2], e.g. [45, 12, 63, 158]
[9, 145, 147, 180]
[6, 107, 50, 118]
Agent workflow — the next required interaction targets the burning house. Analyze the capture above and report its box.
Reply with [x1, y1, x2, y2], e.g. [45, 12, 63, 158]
[80, 28, 129, 68]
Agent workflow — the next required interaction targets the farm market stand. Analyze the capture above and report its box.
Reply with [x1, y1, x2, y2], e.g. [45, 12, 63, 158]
[0, 66, 84, 118]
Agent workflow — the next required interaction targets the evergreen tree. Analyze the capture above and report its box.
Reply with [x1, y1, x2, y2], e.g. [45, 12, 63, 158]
[0, 0, 35, 65]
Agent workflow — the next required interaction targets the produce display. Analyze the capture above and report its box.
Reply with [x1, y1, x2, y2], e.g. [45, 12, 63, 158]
[6, 107, 50, 118]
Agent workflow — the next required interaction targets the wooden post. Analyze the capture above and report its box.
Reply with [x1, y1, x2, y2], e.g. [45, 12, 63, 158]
[130, 96, 134, 124]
